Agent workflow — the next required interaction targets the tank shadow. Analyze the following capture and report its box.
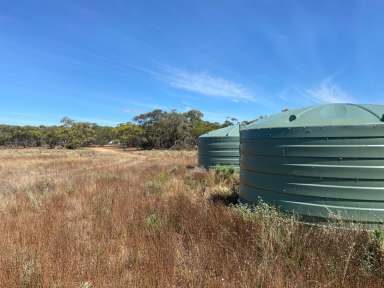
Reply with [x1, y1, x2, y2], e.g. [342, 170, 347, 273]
[210, 190, 239, 206]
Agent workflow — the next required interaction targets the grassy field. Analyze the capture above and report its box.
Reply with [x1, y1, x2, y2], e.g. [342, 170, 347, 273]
[0, 148, 384, 287]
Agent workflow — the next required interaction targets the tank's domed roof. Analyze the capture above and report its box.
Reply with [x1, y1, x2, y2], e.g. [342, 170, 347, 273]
[199, 124, 240, 138]
[242, 103, 384, 130]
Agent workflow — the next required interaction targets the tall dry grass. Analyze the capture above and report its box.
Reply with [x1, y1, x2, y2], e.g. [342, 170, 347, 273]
[0, 148, 383, 287]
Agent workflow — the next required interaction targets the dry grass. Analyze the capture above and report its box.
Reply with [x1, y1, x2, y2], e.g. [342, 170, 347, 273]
[0, 147, 384, 287]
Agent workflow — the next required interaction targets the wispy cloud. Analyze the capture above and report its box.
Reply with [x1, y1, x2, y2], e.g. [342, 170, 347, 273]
[158, 67, 256, 103]
[121, 99, 169, 113]
[306, 77, 355, 103]
[178, 105, 241, 122]
[122, 108, 144, 113]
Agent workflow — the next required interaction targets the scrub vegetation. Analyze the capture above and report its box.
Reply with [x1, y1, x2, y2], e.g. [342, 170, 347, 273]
[0, 148, 384, 287]
[0, 109, 233, 150]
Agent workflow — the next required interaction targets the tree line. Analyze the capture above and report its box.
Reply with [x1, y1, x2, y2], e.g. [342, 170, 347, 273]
[0, 109, 236, 149]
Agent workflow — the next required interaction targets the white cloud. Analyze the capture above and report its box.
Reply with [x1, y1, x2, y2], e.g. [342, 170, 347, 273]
[158, 67, 256, 103]
[306, 77, 355, 103]
[122, 108, 144, 113]
[121, 100, 169, 112]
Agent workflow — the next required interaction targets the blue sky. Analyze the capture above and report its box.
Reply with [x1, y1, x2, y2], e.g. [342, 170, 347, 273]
[1, 0, 384, 126]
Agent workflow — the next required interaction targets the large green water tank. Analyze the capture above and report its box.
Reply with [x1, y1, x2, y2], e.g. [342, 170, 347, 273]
[240, 103, 384, 223]
[198, 124, 240, 169]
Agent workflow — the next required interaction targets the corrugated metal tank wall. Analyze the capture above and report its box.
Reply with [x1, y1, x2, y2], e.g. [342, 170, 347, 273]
[198, 124, 240, 169]
[240, 103, 384, 223]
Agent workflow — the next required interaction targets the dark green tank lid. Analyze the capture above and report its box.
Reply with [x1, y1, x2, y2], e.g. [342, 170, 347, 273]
[199, 124, 240, 138]
[243, 103, 384, 129]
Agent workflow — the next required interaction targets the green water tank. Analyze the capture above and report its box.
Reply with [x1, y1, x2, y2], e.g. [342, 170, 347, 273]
[198, 124, 240, 169]
[240, 103, 384, 223]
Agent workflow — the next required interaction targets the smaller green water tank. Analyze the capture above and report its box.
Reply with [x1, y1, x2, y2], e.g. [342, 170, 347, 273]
[198, 124, 240, 169]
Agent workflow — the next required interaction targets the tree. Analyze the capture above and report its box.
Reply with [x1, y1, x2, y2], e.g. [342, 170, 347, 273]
[114, 123, 143, 148]
[132, 109, 216, 149]
[57, 117, 97, 149]
[191, 121, 222, 139]
[43, 126, 63, 148]
[94, 126, 114, 146]
[60, 117, 75, 128]
[64, 123, 96, 149]
[184, 109, 204, 124]
[133, 110, 188, 149]
[222, 117, 239, 127]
